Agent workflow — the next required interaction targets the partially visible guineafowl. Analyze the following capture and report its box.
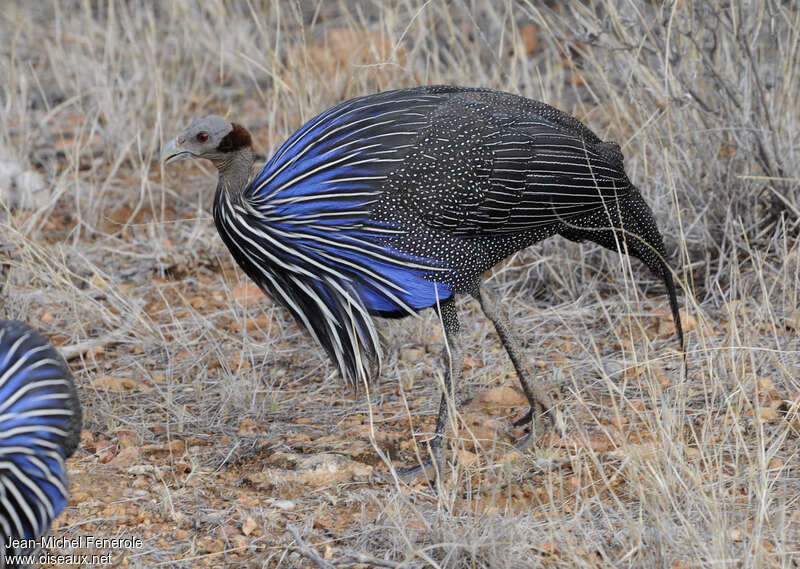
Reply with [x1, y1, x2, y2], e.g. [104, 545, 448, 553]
[162, 86, 682, 476]
[0, 320, 82, 562]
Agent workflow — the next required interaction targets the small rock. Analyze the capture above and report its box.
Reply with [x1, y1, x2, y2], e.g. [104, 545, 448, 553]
[557, 425, 622, 452]
[455, 449, 479, 467]
[242, 516, 258, 536]
[92, 375, 144, 393]
[0, 146, 50, 210]
[399, 346, 425, 363]
[466, 386, 527, 411]
[654, 308, 700, 338]
[109, 447, 139, 471]
[463, 412, 510, 445]
[296, 453, 350, 473]
[520, 24, 539, 54]
[197, 536, 224, 554]
[115, 429, 138, 449]
[127, 464, 157, 476]
[785, 308, 800, 331]
[757, 407, 779, 420]
[141, 439, 185, 457]
[273, 499, 295, 511]
[70, 491, 91, 504]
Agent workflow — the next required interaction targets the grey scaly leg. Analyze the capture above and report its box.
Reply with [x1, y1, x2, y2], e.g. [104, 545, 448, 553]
[428, 296, 464, 478]
[474, 284, 557, 440]
[398, 296, 463, 481]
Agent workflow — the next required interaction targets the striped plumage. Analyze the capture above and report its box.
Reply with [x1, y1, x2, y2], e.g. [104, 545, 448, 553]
[163, 86, 682, 473]
[0, 320, 81, 560]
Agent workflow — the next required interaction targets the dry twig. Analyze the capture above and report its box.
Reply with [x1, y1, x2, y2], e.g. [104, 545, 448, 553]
[286, 524, 335, 569]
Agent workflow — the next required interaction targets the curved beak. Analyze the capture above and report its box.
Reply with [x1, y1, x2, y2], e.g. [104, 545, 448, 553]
[161, 137, 193, 165]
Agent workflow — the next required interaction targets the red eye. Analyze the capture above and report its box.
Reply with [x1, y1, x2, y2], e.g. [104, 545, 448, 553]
[196, 132, 208, 143]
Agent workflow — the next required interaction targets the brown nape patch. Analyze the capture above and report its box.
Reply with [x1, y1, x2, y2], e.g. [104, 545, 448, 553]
[217, 123, 252, 152]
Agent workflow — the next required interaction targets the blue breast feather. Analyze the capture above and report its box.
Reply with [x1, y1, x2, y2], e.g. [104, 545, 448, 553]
[0, 329, 73, 538]
[243, 91, 454, 315]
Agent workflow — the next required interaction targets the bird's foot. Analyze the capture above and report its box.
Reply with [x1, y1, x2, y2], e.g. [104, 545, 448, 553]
[511, 409, 533, 428]
[382, 447, 445, 488]
[393, 460, 438, 482]
[510, 404, 563, 448]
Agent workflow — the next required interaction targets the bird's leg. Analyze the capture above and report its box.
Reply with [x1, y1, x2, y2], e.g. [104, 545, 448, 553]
[397, 296, 463, 481]
[429, 297, 463, 477]
[474, 284, 558, 442]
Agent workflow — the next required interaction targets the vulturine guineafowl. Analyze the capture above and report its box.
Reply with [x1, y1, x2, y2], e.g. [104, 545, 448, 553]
[162, 86, 683, 476]
[0, 320, 82, 564]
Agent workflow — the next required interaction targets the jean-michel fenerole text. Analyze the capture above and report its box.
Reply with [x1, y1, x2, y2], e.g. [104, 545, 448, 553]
[6, 535, 143, 551]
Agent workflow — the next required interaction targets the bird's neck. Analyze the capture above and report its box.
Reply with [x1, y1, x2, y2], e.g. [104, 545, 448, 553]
[214, 148, 254, 199]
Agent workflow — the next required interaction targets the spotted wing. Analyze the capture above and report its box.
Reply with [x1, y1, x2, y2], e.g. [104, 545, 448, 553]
[408, 92, 632, 236]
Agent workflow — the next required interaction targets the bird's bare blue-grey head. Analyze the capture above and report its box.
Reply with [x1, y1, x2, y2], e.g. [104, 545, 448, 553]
[161, 115, 252, 169]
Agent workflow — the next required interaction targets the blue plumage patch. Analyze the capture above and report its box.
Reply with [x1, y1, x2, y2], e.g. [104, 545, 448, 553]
[241, 90, 456, 315]
[0, 320, 79, 543]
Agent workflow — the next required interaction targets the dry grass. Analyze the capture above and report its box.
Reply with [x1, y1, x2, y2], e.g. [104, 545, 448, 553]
[1, 1, 798, 567]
